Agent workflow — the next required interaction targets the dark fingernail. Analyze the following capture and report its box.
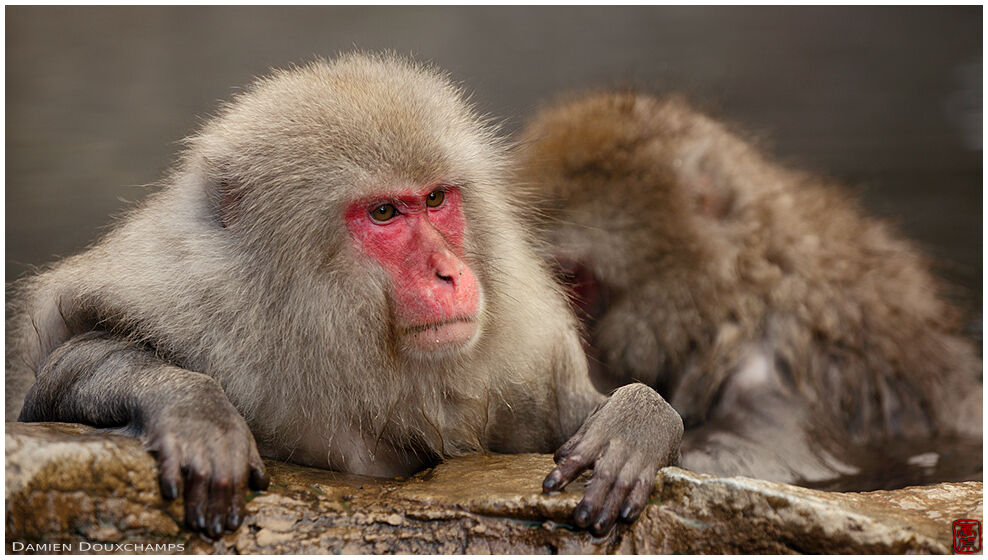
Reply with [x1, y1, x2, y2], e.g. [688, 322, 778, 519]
[543, 470, 561, 492]
[227, 501, 242, 530]
[251, 468, 270, 490]
[197, 513, 206, 530]
[592, 519, 612, 537]
[620, 504, 633, 520]
[574, 506, 590, 527]
[212, 519, 224, 537]
[162, 479, 178, 500]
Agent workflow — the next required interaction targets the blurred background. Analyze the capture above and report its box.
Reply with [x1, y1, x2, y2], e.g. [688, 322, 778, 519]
[6, 6, 982, 314]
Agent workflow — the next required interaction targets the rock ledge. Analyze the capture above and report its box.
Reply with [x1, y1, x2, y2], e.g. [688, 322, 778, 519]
[5, 422, 982, 553]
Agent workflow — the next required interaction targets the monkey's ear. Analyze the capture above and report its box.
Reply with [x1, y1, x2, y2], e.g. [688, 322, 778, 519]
[192, 151, 246, 228]
[689, 173, 735, 221]
[213, 177, 245, 228]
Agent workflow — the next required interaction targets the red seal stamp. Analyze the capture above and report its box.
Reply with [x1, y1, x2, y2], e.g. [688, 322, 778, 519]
[953, 519, 982, 554]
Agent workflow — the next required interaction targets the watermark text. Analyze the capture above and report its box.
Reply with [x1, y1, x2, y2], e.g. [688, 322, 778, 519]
[10, 541, 186, 553]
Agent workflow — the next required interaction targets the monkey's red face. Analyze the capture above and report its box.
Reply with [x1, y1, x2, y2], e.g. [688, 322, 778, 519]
[345, 185, 482, 353]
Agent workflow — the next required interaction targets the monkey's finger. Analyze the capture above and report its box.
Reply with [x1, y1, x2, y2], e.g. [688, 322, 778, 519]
[573, 444, 631, 529]
[590, 463, 638, 536]
[543, 445, 596, 493]
[249, 462, 270, 491]
[248, 440, 270, 491]
[542, 468, 565, 493]
[157, 451, 182, 500]
[546, 430, 611, 492]
[552, 426, 588, 463]
[572, 470, 614, 529]
[184, 467, 210, 533]
[618, 476, 655, 524]
[206, 475, 233, 537]
[147, 433, 182, 500]
[226, 484, 246, 531]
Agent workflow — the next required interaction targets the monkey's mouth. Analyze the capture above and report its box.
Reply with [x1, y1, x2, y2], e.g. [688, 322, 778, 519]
[402, 316, 479, 351]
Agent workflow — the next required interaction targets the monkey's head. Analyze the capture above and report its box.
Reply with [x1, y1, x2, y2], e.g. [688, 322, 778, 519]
[180, 53, 511, 358]
[517, 91, 719, 294]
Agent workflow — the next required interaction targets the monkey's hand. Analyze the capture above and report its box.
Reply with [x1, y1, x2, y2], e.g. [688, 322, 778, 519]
[18, 333, 269, 538]
[542, 383, 683, 536]
[142, 387, 270, 538]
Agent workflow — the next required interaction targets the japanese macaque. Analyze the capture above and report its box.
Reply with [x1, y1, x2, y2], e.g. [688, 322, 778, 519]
[517, 92, 982, 489]
[5, 55, 683, 538]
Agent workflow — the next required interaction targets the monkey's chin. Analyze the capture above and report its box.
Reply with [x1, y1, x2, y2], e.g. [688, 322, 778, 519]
[402, 318, 479, 353]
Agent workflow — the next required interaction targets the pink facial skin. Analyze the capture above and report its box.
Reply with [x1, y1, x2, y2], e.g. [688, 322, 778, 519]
[345, 185, 482, 352]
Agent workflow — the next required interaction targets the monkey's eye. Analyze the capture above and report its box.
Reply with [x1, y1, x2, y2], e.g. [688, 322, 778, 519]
[369, 203, 399, 222]
[425, 189, 446, 208]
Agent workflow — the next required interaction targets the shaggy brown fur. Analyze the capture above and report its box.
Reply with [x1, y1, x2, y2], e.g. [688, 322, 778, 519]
[517, 91, 982, 486]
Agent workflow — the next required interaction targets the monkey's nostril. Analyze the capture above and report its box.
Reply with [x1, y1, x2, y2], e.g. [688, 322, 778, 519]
[436, 272, 454, 283]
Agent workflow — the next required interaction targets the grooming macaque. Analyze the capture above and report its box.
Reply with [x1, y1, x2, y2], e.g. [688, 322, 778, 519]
[5, 55, 682, 538]
[517, 92, 982, 488]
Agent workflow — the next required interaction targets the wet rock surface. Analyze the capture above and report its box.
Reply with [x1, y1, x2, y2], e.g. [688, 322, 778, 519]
[6, 422, 982, 554]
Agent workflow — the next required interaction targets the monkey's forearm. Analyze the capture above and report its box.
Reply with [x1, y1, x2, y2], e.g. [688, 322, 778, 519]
[551, 333, 609, 440]
[17, 330, 268, 537]
[18, 331, 225, 429]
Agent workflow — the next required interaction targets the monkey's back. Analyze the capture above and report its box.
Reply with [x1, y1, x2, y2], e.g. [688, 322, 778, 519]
[518, 91, 982, 444]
